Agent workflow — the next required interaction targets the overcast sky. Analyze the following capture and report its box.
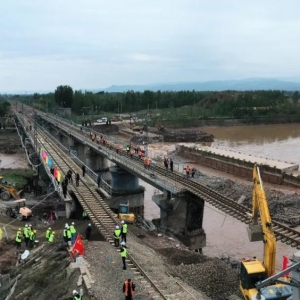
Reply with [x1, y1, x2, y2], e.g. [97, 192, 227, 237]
[1, 0, 300, 92]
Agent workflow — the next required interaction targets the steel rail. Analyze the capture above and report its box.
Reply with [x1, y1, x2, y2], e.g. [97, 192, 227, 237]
[17, 111, 199, 300]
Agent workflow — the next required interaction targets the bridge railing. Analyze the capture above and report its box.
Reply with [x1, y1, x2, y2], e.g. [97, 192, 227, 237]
[15, 113, 63, 197]
[32, 115, 113, 195]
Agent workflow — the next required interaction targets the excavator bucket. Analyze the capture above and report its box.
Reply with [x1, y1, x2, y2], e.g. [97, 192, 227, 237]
[247, 224, 263, 242]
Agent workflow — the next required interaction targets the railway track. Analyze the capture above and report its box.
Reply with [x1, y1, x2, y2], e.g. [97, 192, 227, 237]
[18, 112, 206, 300]
[36, 111, 300, 250]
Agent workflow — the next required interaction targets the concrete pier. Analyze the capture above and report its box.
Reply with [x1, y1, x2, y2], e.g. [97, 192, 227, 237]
[153, 191, 206, 250]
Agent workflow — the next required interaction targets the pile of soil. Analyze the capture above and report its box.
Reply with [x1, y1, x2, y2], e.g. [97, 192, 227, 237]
[162, 129, 214, 143]
[0, 130, 23, 154]
[157, 247, 207, 265]
[157, 248, 242, 300]
[168, 259, 242, 300]
[93, 124, 119, 135]
[205, 177, 300, 225]
[5, 243, 90, 300]
[0, 240, 16, 274]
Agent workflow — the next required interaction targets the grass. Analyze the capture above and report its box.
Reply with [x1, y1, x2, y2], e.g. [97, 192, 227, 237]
[0, 169, 35, 190]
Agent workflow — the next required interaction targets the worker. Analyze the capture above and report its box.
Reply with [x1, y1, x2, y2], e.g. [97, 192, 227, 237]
[143, 158, 148, 169]
[86, 223, 92, 241]
[15, 228, 22, 250]
[48, 231, 55, 244]
[82, 165, 86, 177]
[130, 149, 134, 158]
[75, 173, 80, 186]
[121, 220, 128, 243]
[45, 227, 51, 239]
[63, 226, 69, 244]
[82, 210, 88, 221]
[123, 278, 135, 300]
[23, 224, 28, 238]
[70, 222, 77, 244]
[97, 174, 101, 187]
[164, 156, 169, 170]
[186, 165, 190, 177]
[191, 167, 195, 178]
[72, 290, 82, 300]
[126, 145, 130, 155]
[29, 230, 36, 249]
[114, 225, 121, 247]
[67, 226, 72, 245]
[23, 224, 29, 247]
[120, 241, 127, 270]
[170, 158, 174, 172]
[62, 181, 67, 198]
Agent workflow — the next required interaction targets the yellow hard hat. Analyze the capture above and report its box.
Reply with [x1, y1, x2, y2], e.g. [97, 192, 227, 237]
[52, 231, 55, 234]
[33, 230, 37, 233]
[18, 228, 21, 231]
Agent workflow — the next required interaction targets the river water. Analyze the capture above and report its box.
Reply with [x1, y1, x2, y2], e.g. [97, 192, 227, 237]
[205, 123, 300, 166]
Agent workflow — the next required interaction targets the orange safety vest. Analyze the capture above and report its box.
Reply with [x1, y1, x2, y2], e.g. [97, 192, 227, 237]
[124, 281, 135, 296]
[186, 166, 190, 172]
[141, 151, 145, 157]
[130, 149, 134, 155]
[148, 158, 152, 165]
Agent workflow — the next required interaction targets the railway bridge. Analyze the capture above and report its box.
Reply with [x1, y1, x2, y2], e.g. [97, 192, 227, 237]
[16, 109, 207, 249]
[15, 106, 300, 252]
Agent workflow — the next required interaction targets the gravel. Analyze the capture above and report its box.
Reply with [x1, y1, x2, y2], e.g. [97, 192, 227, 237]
[178, 161, 300, 225]
[168, 257, 242, 300]
[85, 240, 152, 300]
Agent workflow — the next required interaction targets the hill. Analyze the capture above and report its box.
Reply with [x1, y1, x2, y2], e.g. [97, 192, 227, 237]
[102, 78, 300, 93]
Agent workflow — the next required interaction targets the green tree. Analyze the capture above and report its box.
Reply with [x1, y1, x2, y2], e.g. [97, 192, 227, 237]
[54, 85, 73, 108]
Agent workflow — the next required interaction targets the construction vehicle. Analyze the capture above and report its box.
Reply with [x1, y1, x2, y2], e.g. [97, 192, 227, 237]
[240, 164, 293, 300]
[157, 122, 165, 131]
[6, 199, 32, 220]
[131, 125, 145, 132]
[0, 176, 23, 201]
[118, 202, 135, 224]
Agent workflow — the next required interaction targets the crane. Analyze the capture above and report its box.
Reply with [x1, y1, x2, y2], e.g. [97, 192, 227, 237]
[240, 164, 293, 300]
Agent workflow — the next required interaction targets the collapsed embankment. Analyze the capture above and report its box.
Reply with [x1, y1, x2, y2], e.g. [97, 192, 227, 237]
[0, 242, 90, 300]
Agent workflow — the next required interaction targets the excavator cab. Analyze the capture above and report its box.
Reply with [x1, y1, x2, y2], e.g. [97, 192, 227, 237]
[118, 203, 135, 224]
[240, 258, 267, 298]
[0, 176, 23, 201]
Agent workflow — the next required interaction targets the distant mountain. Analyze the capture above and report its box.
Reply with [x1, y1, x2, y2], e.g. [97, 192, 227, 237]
[102, 78, 300, 92]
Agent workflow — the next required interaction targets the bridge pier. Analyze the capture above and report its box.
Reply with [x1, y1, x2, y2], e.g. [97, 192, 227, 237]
[103, 166, 144, 216]
[152, 191, 206, 250]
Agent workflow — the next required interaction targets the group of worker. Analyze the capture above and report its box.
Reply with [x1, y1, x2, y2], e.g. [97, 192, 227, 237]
[63, 222, 77, 245]
[15, 224, 37, 250]
[45, 227, 55, 243]
[113, 220, 128, 270]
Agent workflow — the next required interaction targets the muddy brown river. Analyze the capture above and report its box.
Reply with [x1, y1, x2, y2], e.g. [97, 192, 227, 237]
[205, 123, 300, 166]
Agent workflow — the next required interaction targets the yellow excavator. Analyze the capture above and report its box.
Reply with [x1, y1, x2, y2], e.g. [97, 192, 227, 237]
[0, 176, 23, 201]
[240, 164, 293, 300]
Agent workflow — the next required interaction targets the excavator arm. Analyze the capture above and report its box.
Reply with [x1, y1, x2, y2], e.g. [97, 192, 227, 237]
[249, 165, 276, 277]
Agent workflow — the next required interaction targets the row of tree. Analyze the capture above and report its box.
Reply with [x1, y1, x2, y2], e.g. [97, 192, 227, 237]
[0, 98, 11, 116]
[7, 86, 300, 119]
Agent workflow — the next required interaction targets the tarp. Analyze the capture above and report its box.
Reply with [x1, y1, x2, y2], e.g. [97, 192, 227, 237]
[47, 157, 53, 167]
